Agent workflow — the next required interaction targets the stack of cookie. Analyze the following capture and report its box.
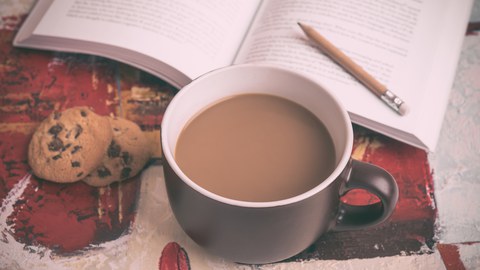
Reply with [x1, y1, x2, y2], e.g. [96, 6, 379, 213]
[28, 107, 152, 186]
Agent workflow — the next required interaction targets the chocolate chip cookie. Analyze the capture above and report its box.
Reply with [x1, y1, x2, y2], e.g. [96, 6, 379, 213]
[82, 117, 152, 187]
[28, 107, 113, 182]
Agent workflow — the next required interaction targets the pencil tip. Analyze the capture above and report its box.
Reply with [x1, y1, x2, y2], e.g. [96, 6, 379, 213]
[297, 22, 307, 32]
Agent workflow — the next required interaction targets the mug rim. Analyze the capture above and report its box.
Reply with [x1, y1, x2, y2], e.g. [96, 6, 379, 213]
[161, 63, 353, 208]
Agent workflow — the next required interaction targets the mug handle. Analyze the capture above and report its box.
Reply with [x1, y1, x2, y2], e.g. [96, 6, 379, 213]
[332, 159, 399, 231]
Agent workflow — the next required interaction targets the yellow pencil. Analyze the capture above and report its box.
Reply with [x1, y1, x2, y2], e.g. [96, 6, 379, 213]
[298, 22, 408, 116]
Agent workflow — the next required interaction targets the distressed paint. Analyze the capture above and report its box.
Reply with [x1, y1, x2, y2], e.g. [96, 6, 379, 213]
[1, 5, 162, 262]
[438, 244, 466, 270]
[458, 243, 480, 269]
[429, 34, 480, 246]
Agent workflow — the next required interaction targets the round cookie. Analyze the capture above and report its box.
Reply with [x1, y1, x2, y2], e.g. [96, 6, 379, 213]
[28, 107, 113, 183]
[82, 117, 152, 187]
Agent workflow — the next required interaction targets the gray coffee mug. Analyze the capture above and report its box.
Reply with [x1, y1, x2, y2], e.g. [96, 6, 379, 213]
[161, 64, 398, 264]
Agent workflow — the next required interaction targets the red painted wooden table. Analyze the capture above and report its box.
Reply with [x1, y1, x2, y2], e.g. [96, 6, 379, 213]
[0, 6, 440, 269]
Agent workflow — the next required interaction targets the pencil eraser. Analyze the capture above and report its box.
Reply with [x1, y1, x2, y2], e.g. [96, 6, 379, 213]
[398, 103, 409, 116]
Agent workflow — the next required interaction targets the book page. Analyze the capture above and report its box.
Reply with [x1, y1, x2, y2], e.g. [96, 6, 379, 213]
[235, 0, 471, 149]
[33, 0, 260, 82]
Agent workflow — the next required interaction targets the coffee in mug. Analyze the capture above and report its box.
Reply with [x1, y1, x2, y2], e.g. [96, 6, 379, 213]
[161, 64, 398, 264]
[175, 93, 336, 202]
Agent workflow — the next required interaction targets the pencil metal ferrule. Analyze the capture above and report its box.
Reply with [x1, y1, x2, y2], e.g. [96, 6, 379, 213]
[380, 89, 404, 114]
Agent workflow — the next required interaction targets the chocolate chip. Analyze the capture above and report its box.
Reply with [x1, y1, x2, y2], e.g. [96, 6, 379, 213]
[121, 167, 132, 179]
[48, 124, 63, 136]
[80, 110, 87, 117]
[113, 128, 120, 132]
[53, 111, 61, 120]
[107, 140, 121, 158]
[48, 138, 64, 151]
[71, 145, 82, 154]
[121, 152, 132, 165]
[71, 161, 81, 167]
[77, 172, 83, 177]
[62, 143, 72, 151]
[74, 124, 83, 139]
[97, 166, 112, 178]
[52, 154, 62, 160]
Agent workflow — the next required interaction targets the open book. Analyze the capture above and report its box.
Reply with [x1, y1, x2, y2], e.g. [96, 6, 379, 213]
[14, 0, 473, 151]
